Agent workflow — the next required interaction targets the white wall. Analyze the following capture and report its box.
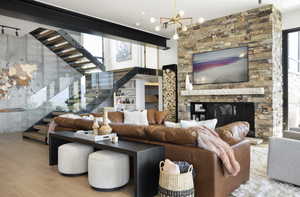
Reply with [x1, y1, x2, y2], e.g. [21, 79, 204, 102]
[159, 39, 178, 67]
[283, 9, 300, 30]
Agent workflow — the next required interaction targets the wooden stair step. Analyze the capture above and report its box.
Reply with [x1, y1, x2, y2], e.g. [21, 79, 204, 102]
[52, 43, 73, 52]
[36, 30, 58, 40]
[71, 61, 92, 67]
[44, 36, 65, 46]
[33, 125, 48, 131]
[31, 28, 46, 35]
[58, 50, 81, 58]
[43, 118, 53, 123]
[23, 132, 46, 143]
[64, 55, 85, 63]
[51, 111, 69, 116]
[38, 129, 48, 135]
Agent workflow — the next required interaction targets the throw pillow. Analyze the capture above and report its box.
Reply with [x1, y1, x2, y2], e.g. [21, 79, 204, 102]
[216, 121, 249, 145]
[180, 119, 218, 130]
[124, 110, 149, 126]
[164, 121, 181, 128]
[163, 159, 180, 175]
[147, 109, 157, 125]
[156, 111, 168, 124]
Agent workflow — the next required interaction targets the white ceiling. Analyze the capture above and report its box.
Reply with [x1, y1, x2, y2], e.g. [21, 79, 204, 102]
[32, 0, 300, 37]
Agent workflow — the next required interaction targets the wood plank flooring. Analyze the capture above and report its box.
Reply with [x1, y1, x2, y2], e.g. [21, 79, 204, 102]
[0, 133, 134, 197]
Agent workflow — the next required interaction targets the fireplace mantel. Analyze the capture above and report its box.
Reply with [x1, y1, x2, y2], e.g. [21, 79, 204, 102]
[181, 88, 265, 96]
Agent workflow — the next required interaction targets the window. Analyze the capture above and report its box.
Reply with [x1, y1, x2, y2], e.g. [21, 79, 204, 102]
[288, 32, 300, 72]
[82, 33, 103, 59]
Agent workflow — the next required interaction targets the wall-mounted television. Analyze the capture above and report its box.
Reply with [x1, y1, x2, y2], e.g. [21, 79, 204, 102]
[192, 46, 248, 85]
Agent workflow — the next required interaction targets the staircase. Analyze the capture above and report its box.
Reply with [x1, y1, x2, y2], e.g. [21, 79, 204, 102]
[23, 28, 162, 144]
[30, 28, 105, 74]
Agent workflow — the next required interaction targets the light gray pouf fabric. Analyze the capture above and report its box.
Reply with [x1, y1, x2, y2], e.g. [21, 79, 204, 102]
[58, 143, 94, 175]
[88, 150, 130, 190]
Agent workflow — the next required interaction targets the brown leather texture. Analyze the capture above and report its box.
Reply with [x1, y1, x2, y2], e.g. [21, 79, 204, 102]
[110, 123, 147, 139]
[74, 119, 93, 130]
[108, 112, 124, 123]
[54, 126, 77, 132]
[147, 109, 157, 125]
[145, 125, 197, 145]
[155, 111, 168, 124]
[216, 121, 250, 145]
[121, 136, 250, 197]
[54, 117, 77, 129]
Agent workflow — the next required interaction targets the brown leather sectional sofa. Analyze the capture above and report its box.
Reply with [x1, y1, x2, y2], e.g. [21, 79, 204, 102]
[53, 110, 250, 197]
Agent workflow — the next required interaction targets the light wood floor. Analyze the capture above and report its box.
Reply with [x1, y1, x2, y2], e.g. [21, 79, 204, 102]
[0, 133, 134, 197]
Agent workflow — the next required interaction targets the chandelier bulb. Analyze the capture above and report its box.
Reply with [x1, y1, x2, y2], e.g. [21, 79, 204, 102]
[198, 17, 205, 24]
[182, 25, 187, 32]
[179, 10, 185, 17]
[173, 33, 179, 40]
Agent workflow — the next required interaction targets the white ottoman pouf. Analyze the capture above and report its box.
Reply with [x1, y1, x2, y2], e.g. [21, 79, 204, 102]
[58, 143, 93, 175]
[88, 150, 130, 191]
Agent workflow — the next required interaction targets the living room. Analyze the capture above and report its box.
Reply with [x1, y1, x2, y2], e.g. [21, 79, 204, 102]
[1, 0, 300, 197]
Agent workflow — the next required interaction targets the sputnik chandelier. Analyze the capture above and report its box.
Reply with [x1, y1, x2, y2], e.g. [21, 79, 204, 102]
[153, 0, 204, 40]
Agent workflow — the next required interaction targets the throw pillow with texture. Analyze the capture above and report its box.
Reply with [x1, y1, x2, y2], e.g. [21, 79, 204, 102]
[180, 119, 218, 130]
[108, 112, 124, 123]
[124, 110, 149, 126]
[164, 121, 181, 128]
[147, 109, 157, 124]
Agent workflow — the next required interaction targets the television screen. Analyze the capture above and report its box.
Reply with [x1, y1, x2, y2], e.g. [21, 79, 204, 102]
[192, 47, 248, 85]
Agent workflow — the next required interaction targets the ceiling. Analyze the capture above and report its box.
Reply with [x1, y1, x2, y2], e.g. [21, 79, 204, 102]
[35, 0, 300, 37]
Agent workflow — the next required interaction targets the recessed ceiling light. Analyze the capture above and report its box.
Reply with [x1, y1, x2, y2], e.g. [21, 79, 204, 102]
[155, 25, 161, 32]
[141, 11, 145, 15]
[179, 10, 185, 17]
[150, 17, 156, 23]
[135, 22, 140, 26]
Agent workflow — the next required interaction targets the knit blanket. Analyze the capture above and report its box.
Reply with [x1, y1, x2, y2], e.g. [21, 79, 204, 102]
[193, 126, 240, 176]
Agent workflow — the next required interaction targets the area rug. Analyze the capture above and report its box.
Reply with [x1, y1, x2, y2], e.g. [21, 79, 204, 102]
[231, 145, 300, 197]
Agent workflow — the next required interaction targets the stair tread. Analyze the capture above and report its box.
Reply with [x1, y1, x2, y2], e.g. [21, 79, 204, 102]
[64, 55, 85, 62]
[34, 125, 49, 130]
[58, 50, 81, 57]
[71, 61, 92, 67]
[36, 30, 58, 39]
[44, 36, 65, 45]
[52, 43, 73, 52]
[23, 132, 46, 142]
[52, 111, 69, 116]
[43, 118, 53, 123]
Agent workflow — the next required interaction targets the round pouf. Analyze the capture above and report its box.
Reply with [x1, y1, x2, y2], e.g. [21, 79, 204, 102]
[88, 150, 130, 191]
[58, 143, 93, 176]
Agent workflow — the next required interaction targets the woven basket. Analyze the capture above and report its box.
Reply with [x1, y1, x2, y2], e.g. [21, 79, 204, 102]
[159, 161, 194, 197]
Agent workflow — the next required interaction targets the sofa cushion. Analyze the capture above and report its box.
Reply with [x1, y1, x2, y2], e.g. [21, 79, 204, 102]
[145, 125, 197, 145]
[74, 119, 94, 130]
[110, 123, 147, 139]
[54, 117, 77, 129]
[156, 111, 168, 124]
[216, 121, 249, 145]
[147, 109, 157, 125]
[108, 112, 124, 123]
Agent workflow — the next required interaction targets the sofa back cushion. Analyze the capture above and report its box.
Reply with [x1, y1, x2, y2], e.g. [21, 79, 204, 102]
[145, 125, 197, 145]
[54, 117, 77, 129]
[156, 111, 168, 124]
[216, 121, 249, 145]
[108, 112, 124, 123]
[110, 123, 147, 139]
[147, 109, 157, 125]
[74, 119, 94, 130]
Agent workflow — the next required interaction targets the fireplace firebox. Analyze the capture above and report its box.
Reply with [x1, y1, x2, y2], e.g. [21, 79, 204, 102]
[191, 102, 255, 137]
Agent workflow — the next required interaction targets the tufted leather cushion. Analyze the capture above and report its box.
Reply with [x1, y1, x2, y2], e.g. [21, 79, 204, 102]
[74, 119, 94, 130]
[216, 121, 250, 145]
[108, 112, 124, 123]
[147, 109, 157, 125]
[54, 117, 77, 129]
[145, 125, 197, 145]
[110, 123, 147, 139]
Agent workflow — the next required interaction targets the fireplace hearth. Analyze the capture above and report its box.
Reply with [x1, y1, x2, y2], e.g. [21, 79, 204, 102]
[191, 102, 255, 137]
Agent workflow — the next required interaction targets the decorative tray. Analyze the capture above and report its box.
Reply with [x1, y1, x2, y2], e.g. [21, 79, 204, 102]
[74, 130, 117, 141]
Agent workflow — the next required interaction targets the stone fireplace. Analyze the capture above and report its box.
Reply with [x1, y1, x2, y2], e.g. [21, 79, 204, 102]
[190, 102, 255, 137]
[177, 5, 283, 138]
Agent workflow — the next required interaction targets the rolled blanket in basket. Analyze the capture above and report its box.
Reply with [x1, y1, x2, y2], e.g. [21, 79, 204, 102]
[191, 126, 240, 176]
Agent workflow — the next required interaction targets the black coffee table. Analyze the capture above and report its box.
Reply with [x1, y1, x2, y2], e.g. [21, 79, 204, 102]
[49, 131, 165, 197]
